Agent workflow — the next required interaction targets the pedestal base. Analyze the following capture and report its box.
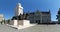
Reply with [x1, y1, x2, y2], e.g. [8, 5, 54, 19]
[9, 20, 36, 29]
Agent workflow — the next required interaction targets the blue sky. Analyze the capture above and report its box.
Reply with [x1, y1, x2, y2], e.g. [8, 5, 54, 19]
[0, 0, 60, 21]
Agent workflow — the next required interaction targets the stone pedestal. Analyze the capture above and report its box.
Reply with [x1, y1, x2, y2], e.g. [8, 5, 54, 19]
[10, 20, 30, 26]
[10, 20, 18, 26]
[9, 20, 36, 29]
[18, 20, 30, 26]
[14, 20, 18, 26]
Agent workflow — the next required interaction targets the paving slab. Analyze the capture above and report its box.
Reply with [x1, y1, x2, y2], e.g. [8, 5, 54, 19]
[0, 24, 60, 32]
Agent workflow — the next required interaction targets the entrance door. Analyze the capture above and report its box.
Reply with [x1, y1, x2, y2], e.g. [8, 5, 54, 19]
[36, 20, 40, 24]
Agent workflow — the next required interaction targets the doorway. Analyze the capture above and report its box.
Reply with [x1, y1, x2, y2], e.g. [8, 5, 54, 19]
[36, 20, 40, 24]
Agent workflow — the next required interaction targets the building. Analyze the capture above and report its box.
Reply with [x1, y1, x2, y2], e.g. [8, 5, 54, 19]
[57, 8, 60, 23]
[26, 10, 51, 24]
[0, 14, 4, 22]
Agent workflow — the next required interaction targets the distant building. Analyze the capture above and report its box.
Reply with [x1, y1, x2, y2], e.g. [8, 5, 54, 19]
[26, 10, 51, 24]
[0, 14, 4, 22]
[51, 21, 58, 24]
[57, 8, 60, 23]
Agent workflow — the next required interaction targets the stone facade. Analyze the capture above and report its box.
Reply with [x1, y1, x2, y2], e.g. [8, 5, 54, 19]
[27, 10, 51, 24]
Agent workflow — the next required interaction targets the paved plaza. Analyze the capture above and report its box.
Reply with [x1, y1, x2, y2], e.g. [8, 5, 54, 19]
[0, 24, 60, 32]
[0, 24, 19, 32]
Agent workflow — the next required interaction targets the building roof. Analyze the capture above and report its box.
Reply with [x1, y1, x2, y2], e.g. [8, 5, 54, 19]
[26, 10, 50, 14]
[41, 12, 50, 14]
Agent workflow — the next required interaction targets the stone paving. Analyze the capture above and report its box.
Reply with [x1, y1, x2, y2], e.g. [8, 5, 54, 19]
[0, 24, 19, 32]
[0, 24, 60, 32]
[20, 24, 60, 32]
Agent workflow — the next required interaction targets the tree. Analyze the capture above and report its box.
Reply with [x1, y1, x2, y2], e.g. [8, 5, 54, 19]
[7, 19, 10, 24]
[1, 20, 5, 24]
